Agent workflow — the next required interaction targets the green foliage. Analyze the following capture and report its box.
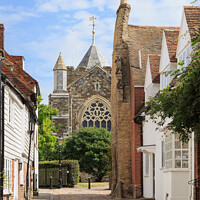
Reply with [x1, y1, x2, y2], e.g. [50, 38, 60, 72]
[62, 127, 111, 182]
[38, 96, 60, 161]
[39, 160, 79, 186]
[146, 43, 200, 142]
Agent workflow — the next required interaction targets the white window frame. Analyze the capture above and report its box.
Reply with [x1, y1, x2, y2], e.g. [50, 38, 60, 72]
[164, 133, 189, 170]
[20, 162, 24, 185]
[4, 159, 12, 194]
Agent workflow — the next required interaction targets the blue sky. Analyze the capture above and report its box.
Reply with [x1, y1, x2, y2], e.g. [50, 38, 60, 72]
[0, 0, 199, 103]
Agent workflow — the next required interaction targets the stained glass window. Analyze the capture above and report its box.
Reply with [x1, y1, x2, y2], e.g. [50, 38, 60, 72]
[82, 100, 111, 131]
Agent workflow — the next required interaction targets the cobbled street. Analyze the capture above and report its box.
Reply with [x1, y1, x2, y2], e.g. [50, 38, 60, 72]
[33, 187, 111, 200]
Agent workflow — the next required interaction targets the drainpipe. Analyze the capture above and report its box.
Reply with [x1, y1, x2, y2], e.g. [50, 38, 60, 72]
[140, 125, 143, 197]
[26, 119, 35, 199]
[134, 115, 144, 197]
[0, 50, 5, 200]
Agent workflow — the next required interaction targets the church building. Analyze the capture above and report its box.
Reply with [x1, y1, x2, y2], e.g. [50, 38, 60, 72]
[49, 29, 111, 137]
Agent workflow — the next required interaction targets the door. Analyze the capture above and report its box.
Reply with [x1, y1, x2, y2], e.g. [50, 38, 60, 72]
[14, 160, 18, 200]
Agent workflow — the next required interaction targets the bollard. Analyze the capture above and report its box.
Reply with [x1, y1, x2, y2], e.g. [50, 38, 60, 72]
[50, 177, 53, 189]
[88, 177, 91, 189]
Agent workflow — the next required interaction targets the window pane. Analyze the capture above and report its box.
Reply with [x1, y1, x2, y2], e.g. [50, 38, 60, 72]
[95, 120, 100, 128]
[166, 160, 172, 169]
[175, 160, 181, 168]
[182, 160, 188, 168]
[107, 120, 111, 132]
[175, 151, 181, 159]
[89, 120, 93, 127]
[101, 120, 106, 129]
[166, 151, 172, 160]
[175, 141, 181, 149]
[182, 142, 188, 149]
[182, 151, 188, 159]
[82, 121, 87, 127]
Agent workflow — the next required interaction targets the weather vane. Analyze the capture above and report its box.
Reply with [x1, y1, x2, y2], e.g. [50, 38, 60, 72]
[89, 16, 97, 44]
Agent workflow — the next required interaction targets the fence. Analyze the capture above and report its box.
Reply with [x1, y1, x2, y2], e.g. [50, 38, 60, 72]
[39, 168, 70, 188]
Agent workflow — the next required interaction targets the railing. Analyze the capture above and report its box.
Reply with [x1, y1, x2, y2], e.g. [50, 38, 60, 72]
[188, 178, 200, 200]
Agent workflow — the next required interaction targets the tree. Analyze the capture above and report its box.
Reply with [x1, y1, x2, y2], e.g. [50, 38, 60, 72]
[62, 127, 111, 182]
[38, 96, 60, 161]
[146, 41, 200, 142]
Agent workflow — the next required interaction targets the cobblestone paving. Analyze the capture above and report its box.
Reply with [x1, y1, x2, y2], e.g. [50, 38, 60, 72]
[33, 187, 112, 200]
[53, 187, 111, 200]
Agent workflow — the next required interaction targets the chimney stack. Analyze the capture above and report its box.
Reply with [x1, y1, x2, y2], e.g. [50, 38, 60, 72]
[121, 0, 128, 4]
[0, 24, 4, 50]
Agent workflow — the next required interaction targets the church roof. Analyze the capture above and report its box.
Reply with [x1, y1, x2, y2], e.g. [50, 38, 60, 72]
[77, 43, 110, 69]
[54, 52, 66, 71]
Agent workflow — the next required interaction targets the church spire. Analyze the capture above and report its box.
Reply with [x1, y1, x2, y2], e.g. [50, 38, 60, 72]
[90, 16, 97, 44]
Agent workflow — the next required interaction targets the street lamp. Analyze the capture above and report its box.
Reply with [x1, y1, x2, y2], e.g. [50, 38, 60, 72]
[58, 136, 64, 188]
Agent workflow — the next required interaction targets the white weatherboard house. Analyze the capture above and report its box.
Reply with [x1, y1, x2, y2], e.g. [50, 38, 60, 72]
[139, 6, 200, 200]
[0, 23, 40, 200]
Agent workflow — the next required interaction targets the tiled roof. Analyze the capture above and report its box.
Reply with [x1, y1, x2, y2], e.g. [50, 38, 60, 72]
[128, 25, 179, 86]
[4, 51, 36, 91]
[54, 52, 67, 71]
[77, 43, 110, 69]
[149, 54, 160, 84]
[1, 51, 36, 101]
[184, 6, 200, 42]
[164, 29, 180, 62]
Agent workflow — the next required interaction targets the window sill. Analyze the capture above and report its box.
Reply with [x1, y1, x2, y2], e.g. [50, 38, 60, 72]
[164, 168, 189, 173]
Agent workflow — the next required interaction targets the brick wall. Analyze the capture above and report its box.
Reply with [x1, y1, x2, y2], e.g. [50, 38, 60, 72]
[111, 2, 134, 199]
[0, 24, 4, 50]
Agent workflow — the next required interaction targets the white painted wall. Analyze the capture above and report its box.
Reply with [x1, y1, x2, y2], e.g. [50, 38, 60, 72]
[143, 116, 164, 199]
[176, 10, 191, 58]
[160, 31, 170, 74]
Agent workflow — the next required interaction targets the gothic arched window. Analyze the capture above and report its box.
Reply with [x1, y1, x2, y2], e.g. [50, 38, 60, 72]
[82, 100, 111, 131]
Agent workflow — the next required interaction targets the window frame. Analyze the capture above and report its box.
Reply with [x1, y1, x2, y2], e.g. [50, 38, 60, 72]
[164, 133, 189, 170]
[4, 158, 12, 194]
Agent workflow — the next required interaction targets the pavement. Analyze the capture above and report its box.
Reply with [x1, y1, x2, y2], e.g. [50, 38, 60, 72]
[32, 187, 111, 200]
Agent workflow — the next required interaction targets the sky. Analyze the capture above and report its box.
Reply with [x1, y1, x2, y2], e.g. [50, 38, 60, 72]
[0, 0, 199, 104]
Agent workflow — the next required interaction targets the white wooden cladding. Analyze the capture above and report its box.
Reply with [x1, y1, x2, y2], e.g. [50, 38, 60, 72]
[4, 85, 34, 161]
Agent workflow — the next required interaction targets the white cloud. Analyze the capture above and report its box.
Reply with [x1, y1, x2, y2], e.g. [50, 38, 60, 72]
[129, 0, 198, 26]
[37, 0, 90, 12]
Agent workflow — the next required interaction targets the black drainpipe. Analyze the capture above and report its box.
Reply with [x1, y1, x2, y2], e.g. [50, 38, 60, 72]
[134, 115, 144, 198]
[140, 124, 143, 197]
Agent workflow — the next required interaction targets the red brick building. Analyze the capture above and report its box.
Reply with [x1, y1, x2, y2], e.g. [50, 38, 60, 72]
[111, 1, 178, 198]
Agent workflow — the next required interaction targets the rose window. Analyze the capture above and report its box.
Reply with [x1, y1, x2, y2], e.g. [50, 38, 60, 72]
[82, 100, 111, 131]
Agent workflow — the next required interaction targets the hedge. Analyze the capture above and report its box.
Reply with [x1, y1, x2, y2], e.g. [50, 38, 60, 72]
[39, 160, 79, 187]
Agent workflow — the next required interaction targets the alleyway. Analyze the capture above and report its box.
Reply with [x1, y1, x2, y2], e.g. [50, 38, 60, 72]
[33, 187, 111, 200]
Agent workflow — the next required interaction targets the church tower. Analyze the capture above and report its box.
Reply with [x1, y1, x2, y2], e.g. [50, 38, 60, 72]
[53, 52, 67, 92]
[49, 20, 111, 137]
[49, 52, 70, 138]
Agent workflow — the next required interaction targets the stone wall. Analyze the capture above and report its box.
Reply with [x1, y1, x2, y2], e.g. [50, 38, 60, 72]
[69, 66, 111, 133]
[49, 65, 111, 136]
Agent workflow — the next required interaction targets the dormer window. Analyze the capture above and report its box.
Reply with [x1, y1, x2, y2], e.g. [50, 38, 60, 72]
[178, 46, 191, 68]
